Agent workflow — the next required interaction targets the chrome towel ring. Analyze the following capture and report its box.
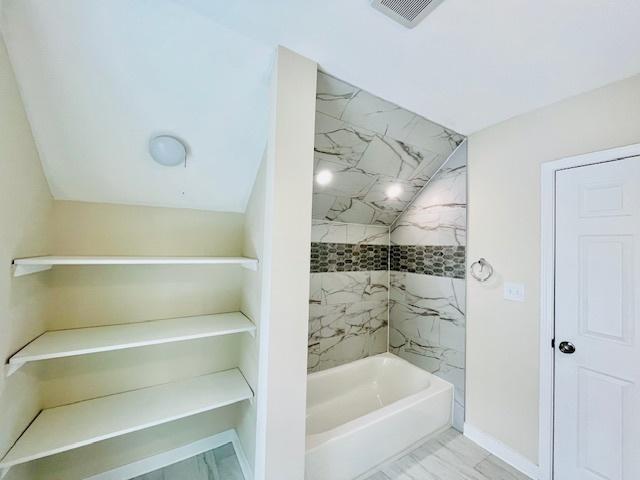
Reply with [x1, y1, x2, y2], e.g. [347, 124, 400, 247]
[470, 258, 493, 282]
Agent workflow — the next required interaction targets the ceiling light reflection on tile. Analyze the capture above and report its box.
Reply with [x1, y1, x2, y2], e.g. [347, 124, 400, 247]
[386, 184, 403, 199]
[312, 72, 465, 225]
[315, 169, 333, 186]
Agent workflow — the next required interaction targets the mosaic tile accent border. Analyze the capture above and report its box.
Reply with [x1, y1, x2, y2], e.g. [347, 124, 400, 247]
[310, 242, 389, 273]
[390, 245, 466, 279]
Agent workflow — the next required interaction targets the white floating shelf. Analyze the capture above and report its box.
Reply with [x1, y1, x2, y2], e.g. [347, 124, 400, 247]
[12, 256, 258, 276]
[0, 369, 252, 475]
[6, 312, 256, 376]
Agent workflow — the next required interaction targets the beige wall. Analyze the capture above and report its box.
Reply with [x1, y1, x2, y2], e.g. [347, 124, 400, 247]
[466, 73, 640, 463]
[237, 155, 268, 473]
[3, 191, 251, 477]
[34, 201, 248, 479]
[0, 36, 52, 480]
[41, 201, 245, 407]
[257, 47, 316, 480]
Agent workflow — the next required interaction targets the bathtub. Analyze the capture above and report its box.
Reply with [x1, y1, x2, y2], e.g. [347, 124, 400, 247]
[305, 352, 453, 480]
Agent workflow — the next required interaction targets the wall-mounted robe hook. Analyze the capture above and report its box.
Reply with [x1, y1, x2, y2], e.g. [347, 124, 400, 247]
[470, 258, 493, 282]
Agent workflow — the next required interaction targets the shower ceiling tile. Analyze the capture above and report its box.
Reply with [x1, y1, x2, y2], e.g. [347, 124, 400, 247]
[315, 73, 359, 120]
[311, 193, 336, 220]
[363, 177, 423, 213]
[403, 116, 466, 158]
[340, 90, 417, 141]
[326, 198, 377, 224]
[312, 72, 465, 226]
[314, 113, 374, 167]
[356, 136, 434, 180]
[314, 160, 377, 198]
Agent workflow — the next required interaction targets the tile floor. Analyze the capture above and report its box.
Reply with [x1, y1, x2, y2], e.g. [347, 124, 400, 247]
[131, 442, 244, 480]
[130, 429, 528, 480]
[361, 429, 531, 480]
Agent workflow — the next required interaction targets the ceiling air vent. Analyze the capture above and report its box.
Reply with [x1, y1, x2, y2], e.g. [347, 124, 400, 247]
[371, 0, 446, 28]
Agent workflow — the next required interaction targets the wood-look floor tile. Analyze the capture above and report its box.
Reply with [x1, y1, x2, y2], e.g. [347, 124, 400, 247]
[366, 428, 531, 480]
[362, 472, 392, 480]
[474, 455, 530, 480]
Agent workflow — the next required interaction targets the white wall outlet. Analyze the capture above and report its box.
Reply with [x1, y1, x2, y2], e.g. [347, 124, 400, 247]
[504, 282, 526, 302]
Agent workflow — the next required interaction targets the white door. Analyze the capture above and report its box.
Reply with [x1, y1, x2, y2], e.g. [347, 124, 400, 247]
[555, 156, 640, 480]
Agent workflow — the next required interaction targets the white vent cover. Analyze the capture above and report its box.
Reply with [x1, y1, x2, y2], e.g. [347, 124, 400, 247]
[371, 0, 446, 28]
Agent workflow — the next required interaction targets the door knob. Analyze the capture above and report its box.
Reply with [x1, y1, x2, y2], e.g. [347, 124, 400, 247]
[559, 341, 576, 354]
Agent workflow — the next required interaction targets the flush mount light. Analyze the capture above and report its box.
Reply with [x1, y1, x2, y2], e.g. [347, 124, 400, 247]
[386, 183, 403, 199]
[149, 135, 187, 167]
[316, 169, 333, 186]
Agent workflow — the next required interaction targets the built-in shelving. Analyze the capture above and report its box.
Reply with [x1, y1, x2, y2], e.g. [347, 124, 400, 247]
[12, 255, 258, 276]
[6, 312, 256, 376]
[0, 369, 252, 476]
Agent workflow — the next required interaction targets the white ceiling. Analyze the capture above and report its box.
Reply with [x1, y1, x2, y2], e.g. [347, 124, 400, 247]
[1, 0, 273, 212]
[2, 0, 640, 212]
[178, 0, 640, 135]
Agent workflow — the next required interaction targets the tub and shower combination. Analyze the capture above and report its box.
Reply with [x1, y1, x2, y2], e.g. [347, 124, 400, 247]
[305, 353, 454, 480]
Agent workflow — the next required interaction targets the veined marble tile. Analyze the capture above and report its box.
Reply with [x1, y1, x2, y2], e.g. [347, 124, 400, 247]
[312, 192, 336, 220]
[314, 159, 378, 199]
[402, 115, 465, 159]
[311, 220, 348, 243]
[362, 177, 423, 218]
[356, 135, 440, 182]
[309, 273, 323, 305]
[312, 149, 444, 226]
[316, 72, 463, 157]
[393, 273, 465, 326]
[391, 156, 467, 246]
[308, 299, 388, 372]
[325, 197, 378, 224]
[390, 272, 465, 430]
[314, 112, 374, 167]
[347, 223, 389, 245]
[340, 89, 417, 140]
[403, 274, 465, 324]
[311, 220, 389, 245]
[313, 73, 464, 226]
[316, 71, 358, 119]
[311, 271, 389, 306]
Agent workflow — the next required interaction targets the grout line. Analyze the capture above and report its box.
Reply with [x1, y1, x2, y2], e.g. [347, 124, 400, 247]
[388, 139, 467, 231]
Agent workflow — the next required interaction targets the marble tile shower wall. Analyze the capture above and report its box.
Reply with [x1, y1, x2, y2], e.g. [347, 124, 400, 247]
[308, 220, 389, 373]
[313, 72, 464, 226]
[389, 143, 467, 431]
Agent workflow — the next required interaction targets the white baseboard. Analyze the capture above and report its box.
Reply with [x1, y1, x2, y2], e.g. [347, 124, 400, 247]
[463, 423, 539, 479]
[87, 429, 253, 480]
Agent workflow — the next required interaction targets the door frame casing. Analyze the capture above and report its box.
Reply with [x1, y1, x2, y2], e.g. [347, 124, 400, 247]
[539, 142, 640, 480]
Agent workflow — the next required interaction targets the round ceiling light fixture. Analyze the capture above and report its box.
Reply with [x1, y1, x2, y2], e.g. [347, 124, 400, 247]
[315, 169, 333, 186]
[148, 135, 187, 167]
[386, 183, 403, 199]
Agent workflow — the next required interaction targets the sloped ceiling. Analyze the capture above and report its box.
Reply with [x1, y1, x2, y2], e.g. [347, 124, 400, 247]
[2, 0, 640, 213]
[178, 0, 640, 135]
[1, 0, 273, 212]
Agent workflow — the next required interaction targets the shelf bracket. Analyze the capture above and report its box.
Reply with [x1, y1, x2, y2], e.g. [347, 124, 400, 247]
[5, 362, 25, 377]
[13, 264, 52, 277]
[241, 261, 258, 272]
[0, 466, 10, 480]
